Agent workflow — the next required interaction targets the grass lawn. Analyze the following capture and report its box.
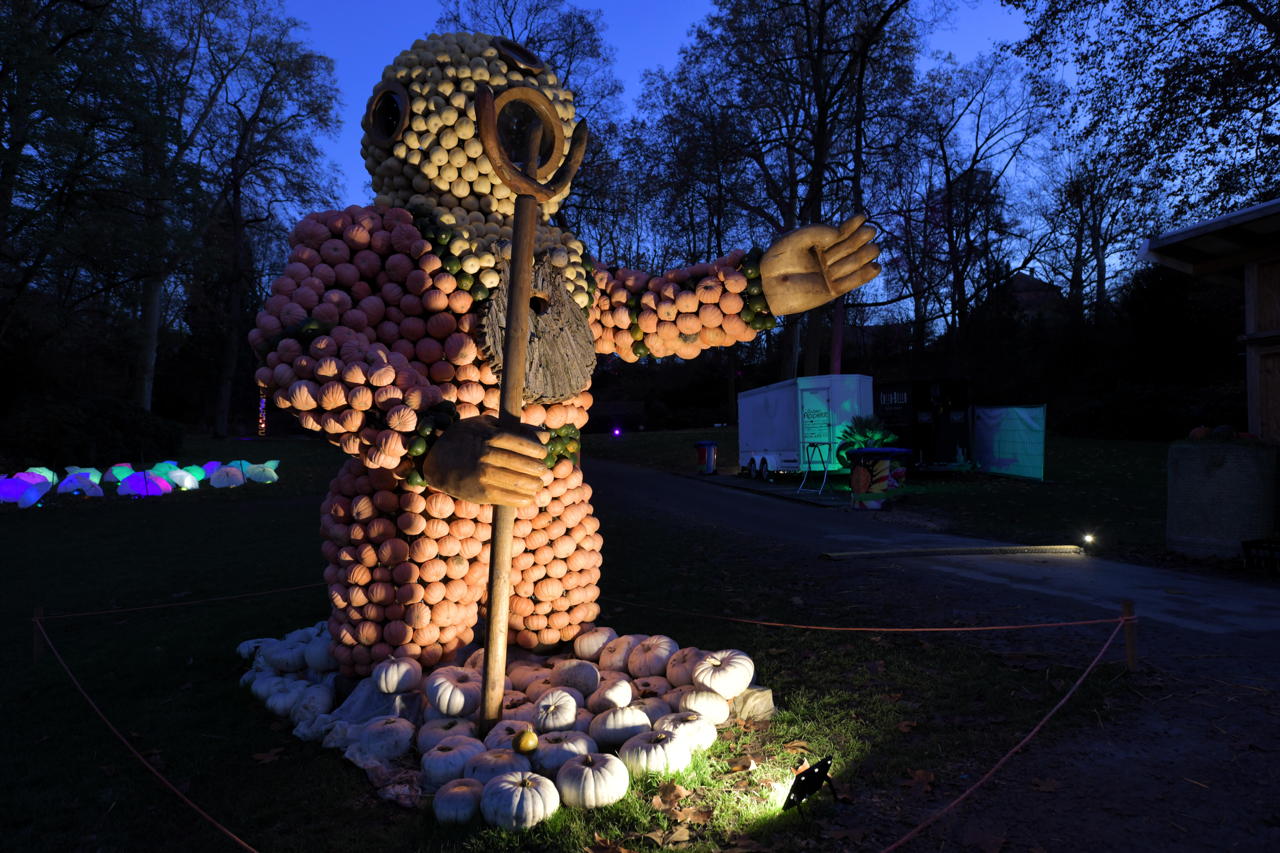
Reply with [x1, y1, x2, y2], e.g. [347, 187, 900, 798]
[7, 434, 1123, 851]
[584, 427, 1172, 561]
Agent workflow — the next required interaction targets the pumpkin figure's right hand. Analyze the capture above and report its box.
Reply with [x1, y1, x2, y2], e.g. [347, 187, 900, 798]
[421, 415, 549, 507]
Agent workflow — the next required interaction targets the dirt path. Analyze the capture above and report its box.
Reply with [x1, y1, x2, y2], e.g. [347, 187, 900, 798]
[587, 460, 1280, 852]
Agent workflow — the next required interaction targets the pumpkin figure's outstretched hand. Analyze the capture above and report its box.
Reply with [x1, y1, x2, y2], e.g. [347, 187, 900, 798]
[421, 416, 549, 507]
[759, 214, 881, 316]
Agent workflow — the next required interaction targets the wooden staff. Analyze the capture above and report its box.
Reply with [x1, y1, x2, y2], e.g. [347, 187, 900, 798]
[474, 84, 588, 735]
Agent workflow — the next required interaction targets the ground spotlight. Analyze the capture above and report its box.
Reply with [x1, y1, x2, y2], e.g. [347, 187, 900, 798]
[783, 756, 833, 811]
[1083, 533, 1096, 545]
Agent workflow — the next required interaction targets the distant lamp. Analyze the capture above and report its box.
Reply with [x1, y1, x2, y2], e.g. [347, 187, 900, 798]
[612, 427, 621, 437]
[783, 756, 834, 811]
[1082, 533, 1096, 545]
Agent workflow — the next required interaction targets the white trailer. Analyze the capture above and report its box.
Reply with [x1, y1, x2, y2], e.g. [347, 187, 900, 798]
[737, 374, 874, 478]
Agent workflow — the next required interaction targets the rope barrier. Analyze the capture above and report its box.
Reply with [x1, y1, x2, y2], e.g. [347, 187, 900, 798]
[37, 582, 325, 621]
[878, 619, 1125, 852]
[32, 617, 260, 852]
[600, 596, 1135, 633]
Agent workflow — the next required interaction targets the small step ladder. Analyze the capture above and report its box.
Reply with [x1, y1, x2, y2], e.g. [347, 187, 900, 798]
[796, 442, 833, 495]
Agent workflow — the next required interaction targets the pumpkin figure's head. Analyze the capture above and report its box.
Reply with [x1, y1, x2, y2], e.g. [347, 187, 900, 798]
[361, 32, 593, 313]
[362, 32, 578, 225]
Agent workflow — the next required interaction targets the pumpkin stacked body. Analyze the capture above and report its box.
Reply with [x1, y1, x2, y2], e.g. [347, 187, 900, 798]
[249, 32, 769, 679]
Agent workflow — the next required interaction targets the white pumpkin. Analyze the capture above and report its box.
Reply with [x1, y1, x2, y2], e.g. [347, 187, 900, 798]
[534, 688, 579, 733]
[654, 711, 717, 752]
[665, 647, 704, 687]
[598, 634, 646, 672]
[261, 640, 307, 673]
[433, 777, 483, 824]
[524, 675, 557, 702]
[662, 684, 698, 708]
[678, 689, 731, 725]
[550, 659, 600, 695]
[501, 693, 540, 724]
[347, 715, 416, 764]
[484, 719, 535, 750]
[627, 635, 678, 678]
[572, 626, 617, 662]
[632, 675, 671, 697]
[303, 636, 337, 673]
[290, 683, 334, 723]
[236, 638, 266, 659]
[571, 707, 594, 732]
[532, 730, 597, 775]
[508, 664, 552, 692]
[629, 697, 673, 725]
[598, 669, 630, 689]
[691, 649, 754, 699]
[588, 705, 651, 748]
[587, 679, 634, 713]
[464, 648, 486, 670]
[556, 753, 630, 808]
[373, 656, 423, 694]
[416, 717, 477, 752]
[619, 729, 692, 775]
[264, 678, 307, 716]
[465, 748, 532, 784]
[480, 771, 560, 830]
[424, 666, 482, 717]
[250, 674, 284, 701]
[421, 735, 486, 790]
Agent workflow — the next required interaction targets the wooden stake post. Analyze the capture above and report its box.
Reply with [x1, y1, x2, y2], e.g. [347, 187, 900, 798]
[474, 85, 588, 735]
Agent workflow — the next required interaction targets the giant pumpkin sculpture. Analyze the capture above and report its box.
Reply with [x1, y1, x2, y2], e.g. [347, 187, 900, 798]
[250, 32, 881, 680]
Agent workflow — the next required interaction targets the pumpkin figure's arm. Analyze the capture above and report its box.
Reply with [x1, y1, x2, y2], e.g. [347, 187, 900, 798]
[587, 215, 881, 363]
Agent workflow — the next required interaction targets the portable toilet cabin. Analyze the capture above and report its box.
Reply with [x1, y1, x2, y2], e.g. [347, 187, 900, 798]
[737, 374, 874, 478]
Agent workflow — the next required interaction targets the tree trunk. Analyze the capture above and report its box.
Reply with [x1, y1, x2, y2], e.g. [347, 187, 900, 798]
[214, 183, 248, 438]
[781, 313, 803, 380]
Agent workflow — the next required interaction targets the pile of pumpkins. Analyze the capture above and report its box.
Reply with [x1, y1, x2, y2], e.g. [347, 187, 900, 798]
[240, 624, 757, 830]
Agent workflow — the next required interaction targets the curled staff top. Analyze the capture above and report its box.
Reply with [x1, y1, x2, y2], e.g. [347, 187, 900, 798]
[474, 83, 588, 203]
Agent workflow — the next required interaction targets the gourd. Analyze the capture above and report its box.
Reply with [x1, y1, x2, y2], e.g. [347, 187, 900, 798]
[507, 663, 552, 692]
[464, 748, 532, 784]
[571, 707, 594, 732]
[373, 656, 422, 694]
[264, 678, 307, 716]
[618, 729, 692, 775]
[598, 634, 646, 671]
[654, 711, 717, 752]
[632, 676, 670, 697]
[627, 635, 678, 678]
[433, 777, 483, 824]
[261, 640, 307, 673]
[587, 704, 651, 748]
[678, 689, 730, 725]
[416, 717, 477, 752]
[534, 688, 579, 733]
[303, 636, 338, 673]
[346, 715, 416, 765]
[573, 626, 617, 661]
[664, 647, 703, 687]
[532, 730, 596, 775]
[480, 771, 560, 830]
[555, 753, 630, 808]
[424, 666, 482, 717]
[691, 649, 754, 699]
[628, 697, 672, 725]
[587, 678, 634, 713]
[501, 691, 539, 723]
[524, 675, 557, 702]
[421, 735, 486, 790]
[484, 719, 535, 750]
[550, 659, 599, 695]
[662, 684, 697, 708]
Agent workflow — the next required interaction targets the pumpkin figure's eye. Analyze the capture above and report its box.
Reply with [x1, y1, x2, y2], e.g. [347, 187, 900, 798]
[364, 81, 410, 148]
[493, 36, 545, 74]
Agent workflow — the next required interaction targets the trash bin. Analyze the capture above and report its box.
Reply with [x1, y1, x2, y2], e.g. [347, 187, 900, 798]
[694, 441, 718, 474]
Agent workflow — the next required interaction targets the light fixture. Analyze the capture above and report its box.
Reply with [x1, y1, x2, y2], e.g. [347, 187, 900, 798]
[612, 427, 621, 437]
[1083, 533, 1096, 545]
[783, 755, 834, 811]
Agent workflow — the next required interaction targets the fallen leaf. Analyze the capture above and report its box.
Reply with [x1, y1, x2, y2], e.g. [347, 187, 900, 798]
[667, 825, 692, 845]
[781, 739, 811, 754]
[657, 781, 690, 805]
[727, 754, 759, 773]
[673, 806, 713, 824]
[1030, 777, 1060, 792]
[792, 759, 811, 776]
[896, 720, 918, 733]
[902, 769, 934, 794]
[251, 747, 284, 764]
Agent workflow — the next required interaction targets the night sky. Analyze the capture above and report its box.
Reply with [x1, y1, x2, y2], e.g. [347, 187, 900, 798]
[285, 0, 1028, 206]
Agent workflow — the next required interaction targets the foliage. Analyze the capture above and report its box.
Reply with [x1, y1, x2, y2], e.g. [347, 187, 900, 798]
[0, 396, 184, 470]
[835, 415, 899, 466]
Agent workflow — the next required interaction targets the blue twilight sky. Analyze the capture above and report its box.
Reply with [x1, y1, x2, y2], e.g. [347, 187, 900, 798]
[283, 0, 1028, 206]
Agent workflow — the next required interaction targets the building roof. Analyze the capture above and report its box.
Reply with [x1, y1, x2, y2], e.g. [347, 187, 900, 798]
[1140, 197, 1280, 283]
